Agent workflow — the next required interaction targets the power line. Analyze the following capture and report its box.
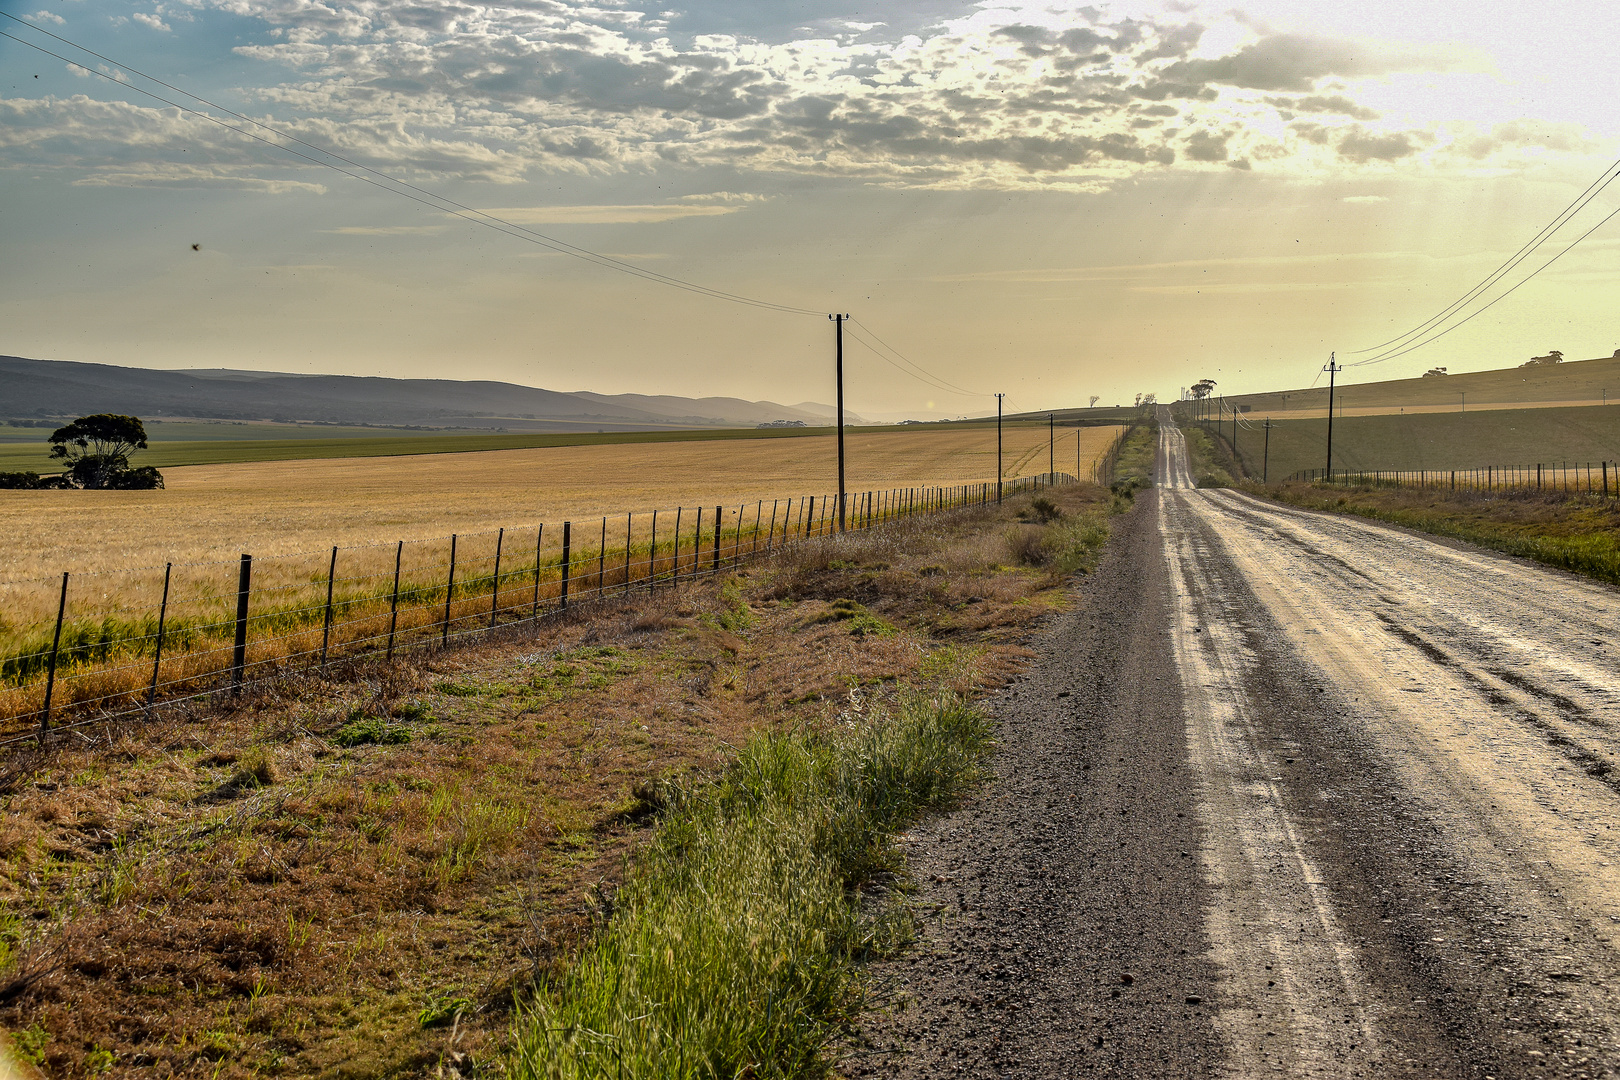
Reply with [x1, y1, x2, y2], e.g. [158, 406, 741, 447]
[1348, 156, 1620, 367]
[1348, 199, 1620, 368]
[847, 317, 991, 398]
[0, 17, 823, 318]
[843, 322, 992, 400]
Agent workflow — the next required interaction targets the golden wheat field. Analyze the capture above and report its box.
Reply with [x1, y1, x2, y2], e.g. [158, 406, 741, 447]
[1, 423, 1120, 582]
[0, 423, 1122, 730]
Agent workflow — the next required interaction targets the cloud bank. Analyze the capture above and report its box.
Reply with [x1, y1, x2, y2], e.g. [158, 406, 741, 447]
[2, 0, 1603, 192]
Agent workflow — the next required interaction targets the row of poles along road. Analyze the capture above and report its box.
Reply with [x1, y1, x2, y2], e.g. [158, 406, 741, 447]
[13, 464, 1112, 745]
[11, 314, 1115, 744]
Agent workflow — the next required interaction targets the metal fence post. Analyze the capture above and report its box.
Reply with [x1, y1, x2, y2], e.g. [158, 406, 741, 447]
[693, 506, 703, 577]
[232, 555, 251, 693]
[147, 562, 171, 708]
[491, 527, 504, 628]
[442, 535, 457, 647]
[671, 509, 681, 589]
[559, 522, 571, 609]
[320, 545, 337, 667]
[40, 571, 68, 737]
[531, 525, 544, 619]
[597, 517, 607, 594]
[624, 513, 633, 593]
[388, 541, 402, 660]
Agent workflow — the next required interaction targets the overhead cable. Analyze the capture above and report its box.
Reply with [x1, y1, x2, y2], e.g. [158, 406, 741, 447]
[1347, 155, 1620, 366]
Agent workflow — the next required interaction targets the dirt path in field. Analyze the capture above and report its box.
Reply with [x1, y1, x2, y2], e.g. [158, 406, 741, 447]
[854, 411, 1620, 1078]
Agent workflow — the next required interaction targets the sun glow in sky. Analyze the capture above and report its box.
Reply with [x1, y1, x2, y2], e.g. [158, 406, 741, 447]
[3, 0, 1618, 417]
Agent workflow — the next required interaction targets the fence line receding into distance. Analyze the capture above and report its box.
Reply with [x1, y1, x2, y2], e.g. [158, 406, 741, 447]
[2, 469, 1109, 747]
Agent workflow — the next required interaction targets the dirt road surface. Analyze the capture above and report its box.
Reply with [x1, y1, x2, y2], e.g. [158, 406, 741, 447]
[855, 413, 1620, 1078]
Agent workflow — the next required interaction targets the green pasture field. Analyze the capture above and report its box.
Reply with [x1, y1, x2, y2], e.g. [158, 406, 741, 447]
[0, 419, 464, 444]
[1189, 403, 1620, 480]
[1224, 353, 1620, 416]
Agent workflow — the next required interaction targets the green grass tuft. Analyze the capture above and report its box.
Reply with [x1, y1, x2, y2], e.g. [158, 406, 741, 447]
[507, 691, 992, 1080]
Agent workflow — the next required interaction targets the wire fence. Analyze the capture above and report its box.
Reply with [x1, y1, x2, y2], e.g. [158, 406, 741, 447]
[1285, 461, 1620, 500]
[1091, 426, 1132, 488]
[1, 473, 1076, 747]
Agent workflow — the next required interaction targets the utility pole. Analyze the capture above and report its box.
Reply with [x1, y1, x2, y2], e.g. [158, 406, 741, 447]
[831, 313, 847, 532]
[1324, 354, 1342, 480]
[996, 393, 1005, 502]
[1049, 413, 1055, 479]
[1263, 418, 1272, 483]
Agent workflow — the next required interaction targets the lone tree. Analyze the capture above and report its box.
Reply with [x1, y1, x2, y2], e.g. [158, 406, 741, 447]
[48, 414, 164, 489]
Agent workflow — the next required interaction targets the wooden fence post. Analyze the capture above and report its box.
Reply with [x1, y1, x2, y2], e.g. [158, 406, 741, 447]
[442, 535, 457, 647]
[232, 555, 251, 693]
[649, 512, 658, 592]
[598, 517, 607, 595]
[560, 522, 571, 609]
[805, 496, 815, 539]
[40, 571, 68, 737]
[148, 562, 171, 708]
[713, 505, 723, 572]
[388, 541, 403, 660]
[624, 513, 633, 593]
[320, 545, 337, 667]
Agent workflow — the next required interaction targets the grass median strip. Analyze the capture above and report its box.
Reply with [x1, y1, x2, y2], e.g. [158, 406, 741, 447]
[509, 686, 990, 1079]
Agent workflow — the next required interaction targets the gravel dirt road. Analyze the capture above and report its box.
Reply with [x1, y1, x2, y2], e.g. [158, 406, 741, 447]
[854, 413, 1620, 1078]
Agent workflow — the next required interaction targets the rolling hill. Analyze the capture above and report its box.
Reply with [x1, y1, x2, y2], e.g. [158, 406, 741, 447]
[0, 355, 863, 431]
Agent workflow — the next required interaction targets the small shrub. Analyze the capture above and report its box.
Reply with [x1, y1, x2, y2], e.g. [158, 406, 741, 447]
[418, 995, 472, 1028]
[1020, 496, 1064, 524]
[11, 1023, 49, 1067]
[1195, 475, 1227, 489]
[216, 746, 277, 794]
[1005, 525, 1052, 567]
[332, 709, 412, 748]
[804, 598, 895, 639]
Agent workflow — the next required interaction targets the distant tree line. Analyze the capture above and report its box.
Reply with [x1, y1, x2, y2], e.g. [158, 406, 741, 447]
[0, 414, 164, 490]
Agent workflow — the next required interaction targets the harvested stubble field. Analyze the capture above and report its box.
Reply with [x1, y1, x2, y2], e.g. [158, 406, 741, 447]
[0, 423, 1122, 582]
[0, 480, 1119, 1079]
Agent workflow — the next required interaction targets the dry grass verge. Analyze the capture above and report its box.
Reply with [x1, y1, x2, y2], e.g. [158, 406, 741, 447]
[0, 483, 1113, 1079]
[1257, 480, 1620, 586]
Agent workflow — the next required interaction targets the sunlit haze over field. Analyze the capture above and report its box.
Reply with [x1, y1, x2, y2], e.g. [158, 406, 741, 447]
[3, 0, 1619, 417]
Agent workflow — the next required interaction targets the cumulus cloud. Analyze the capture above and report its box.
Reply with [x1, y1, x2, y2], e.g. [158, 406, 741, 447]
[25, 10, 66, 25]
[132, 11, 172, 31]
[1158, 34, 1449, 92]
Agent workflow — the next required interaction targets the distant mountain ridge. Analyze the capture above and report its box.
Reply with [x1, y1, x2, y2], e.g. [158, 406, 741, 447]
[0, 356, 863, 431]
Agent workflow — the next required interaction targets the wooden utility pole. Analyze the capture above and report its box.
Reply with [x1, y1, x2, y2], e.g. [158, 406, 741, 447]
[1263, 418, 1273, 482]
[831, 313, 847, 531]
[996, 394, 1005, 502]
[1049, 413, 1055, 478]
[1324, 354, 1342, 479]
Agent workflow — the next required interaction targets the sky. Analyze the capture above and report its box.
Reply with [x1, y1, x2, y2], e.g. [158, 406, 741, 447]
[3, 0, 1619, 419]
